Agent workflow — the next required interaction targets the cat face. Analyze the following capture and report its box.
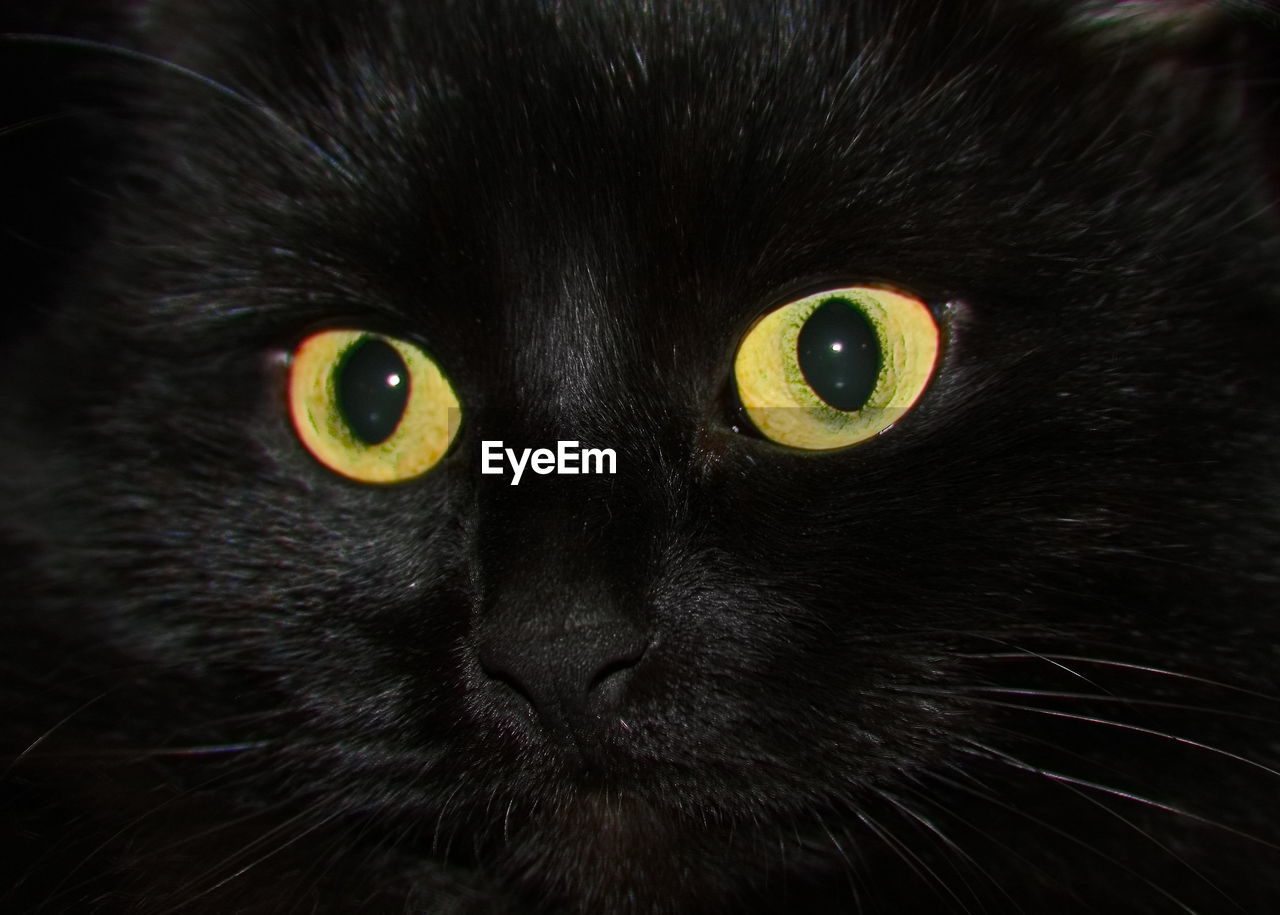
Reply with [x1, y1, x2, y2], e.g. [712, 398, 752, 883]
[3, 0, 1279, 911]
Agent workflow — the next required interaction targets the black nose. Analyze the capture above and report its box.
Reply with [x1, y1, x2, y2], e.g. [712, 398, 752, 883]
[478, 620, 648, 741]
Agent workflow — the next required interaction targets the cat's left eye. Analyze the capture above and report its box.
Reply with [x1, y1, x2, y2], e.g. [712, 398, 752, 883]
[733, 286, 939, 450]
[288, 329, 461, 482]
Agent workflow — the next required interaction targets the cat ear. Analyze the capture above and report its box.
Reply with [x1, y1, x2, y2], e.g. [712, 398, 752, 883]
[1064, 0, 1277, 47]
[1053, 1, 1280, 211]
[1060, 0, 1277, 73]
[1059, 0, 1279, 130]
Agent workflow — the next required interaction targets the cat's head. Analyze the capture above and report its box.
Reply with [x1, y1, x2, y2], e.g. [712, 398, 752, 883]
[4, 0, 1279, 910]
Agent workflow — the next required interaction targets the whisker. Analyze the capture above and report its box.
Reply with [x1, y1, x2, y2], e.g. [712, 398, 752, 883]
[940, 694, 1280, 782]
[855, 806, 976, 914]
[978, 719, 1177, 804]
[0, 111, 73, 140]
[158, 803, 342, 914]
[14, 741, 271, 761]
[0, 33, 355, 183]
[873, 786, 1021, 912]
[943, 747, 1208, 913]
[898, 775, 1082, 912]
[891, 684, 1280, 723]
[810, 811, 863, 910]
[957, 737, 1280, 854]
[959, 652, 1280, 703]
[941, 634, 1119, 696]
[2, 690, 113, 779]
[292, 804, 381, 910]
[44, 764, 275, 905]
[1057, 781, 1246, 913]
[431, 781, 469, 857]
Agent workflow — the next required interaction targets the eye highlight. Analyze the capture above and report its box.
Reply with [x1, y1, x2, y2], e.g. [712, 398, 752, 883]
[733, 286, 939, 450]
[288, 329, 461, 482]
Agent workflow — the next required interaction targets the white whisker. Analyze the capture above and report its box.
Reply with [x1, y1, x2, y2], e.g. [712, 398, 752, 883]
[1, 33, 355, 184]
[855, 806, 976, 914]
[2, 691, 113, 780]
[892, 684, 1280, 723]
[1058, 781, 1246, 913]
[960, 652, 1280, 703]
[158, 804, 342, 914]
[945, 695, 1280, 782]
[957, 738, 1280, 854]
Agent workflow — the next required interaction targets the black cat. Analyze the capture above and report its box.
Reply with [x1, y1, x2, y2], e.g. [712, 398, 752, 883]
[2, 1, 1279, 912]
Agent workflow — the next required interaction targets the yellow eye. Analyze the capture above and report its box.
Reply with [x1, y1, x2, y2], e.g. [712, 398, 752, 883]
[733, 286, 939, 450]
[288, 329, 461, 482]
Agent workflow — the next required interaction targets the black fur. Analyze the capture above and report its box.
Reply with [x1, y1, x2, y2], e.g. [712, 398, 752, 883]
[2, 1, 1279, 912]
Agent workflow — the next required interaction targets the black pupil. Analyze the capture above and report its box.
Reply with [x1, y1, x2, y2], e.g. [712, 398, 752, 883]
[335, 337, 411, 445]
[796, 297, 881, 412]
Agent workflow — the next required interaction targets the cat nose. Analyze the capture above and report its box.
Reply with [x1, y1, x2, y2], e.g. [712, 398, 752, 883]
[477, 620, 648, 742]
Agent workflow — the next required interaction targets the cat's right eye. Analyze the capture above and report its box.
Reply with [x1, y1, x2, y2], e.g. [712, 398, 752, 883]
[288, 329, 461, 482]
[733, 286, 939, 450]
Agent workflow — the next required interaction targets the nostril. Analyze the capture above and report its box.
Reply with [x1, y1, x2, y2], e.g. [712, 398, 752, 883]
[480, 655, 539, 712]
[585, 649, 644, 716]
[476, 625, 649, 734]
[588, 651, 643, 693]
